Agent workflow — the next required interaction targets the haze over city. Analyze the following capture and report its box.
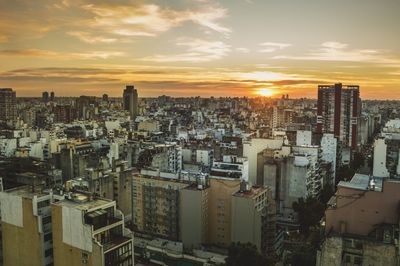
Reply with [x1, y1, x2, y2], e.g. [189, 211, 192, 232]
[0, 0, 399, 98]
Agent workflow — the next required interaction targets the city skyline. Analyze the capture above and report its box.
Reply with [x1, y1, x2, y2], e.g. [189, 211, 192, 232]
[0, 0, 400, 99]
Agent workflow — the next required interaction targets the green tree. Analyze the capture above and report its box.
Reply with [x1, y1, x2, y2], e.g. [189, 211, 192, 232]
[292, 197, 325, 235]
[225, 242, 273, 266]
[337, 165, 355, 182]
[352, 152, 364, 170]
[319, 184, 334, 206]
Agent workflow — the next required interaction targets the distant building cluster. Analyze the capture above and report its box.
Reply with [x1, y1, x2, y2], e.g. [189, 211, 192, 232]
[0, 84, 399, 265]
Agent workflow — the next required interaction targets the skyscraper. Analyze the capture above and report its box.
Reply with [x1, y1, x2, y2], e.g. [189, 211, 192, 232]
[42, 91, 49, 102]
[0, 88, 17, 125]
[123, 85, 138, 120]
[50, 91, 55, 101]
[316, 83, 361, 150]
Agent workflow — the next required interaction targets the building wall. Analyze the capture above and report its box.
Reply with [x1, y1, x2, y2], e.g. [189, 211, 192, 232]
[113, 170, 133, 221]
[52, 204, 103, 266]
[132, 175, 187, 240]
[2, 198, 43, 266]
[317, 237, 343, 266]
[207, 178, 240, 247]
[325, 181, 400, 236]
[243, 138, 284, 186]
[318, 236, 398, 266]
[180, 187, 208, 250]
[373, 138, 390, 177]
[231, 195, 262, 251]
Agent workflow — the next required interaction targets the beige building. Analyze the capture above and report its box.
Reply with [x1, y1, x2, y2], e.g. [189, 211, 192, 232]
[66, 159, 134, 223]
[132, 174, 187, 241]
[0, 186, 64, 266]
[207, 177, 240, 247]
[52, 192, 134, 266]
[180, 183, 209, 250]
[138, 119, 160, 132]
[231, 185, 276, 255]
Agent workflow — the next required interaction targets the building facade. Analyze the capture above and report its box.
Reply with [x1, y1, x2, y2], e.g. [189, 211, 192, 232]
[316, 83, 361, 150]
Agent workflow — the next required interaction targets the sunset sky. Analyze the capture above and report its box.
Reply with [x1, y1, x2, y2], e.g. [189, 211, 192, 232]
[0, 0, 399, 98]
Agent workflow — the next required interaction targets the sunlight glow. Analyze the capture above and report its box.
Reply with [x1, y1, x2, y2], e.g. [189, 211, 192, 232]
[256, 88, 275, 97]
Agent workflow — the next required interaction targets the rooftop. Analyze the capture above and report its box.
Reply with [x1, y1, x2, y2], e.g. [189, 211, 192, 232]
[233, 185, 268, 198]
[338, 173, 383, 192]
[53, 192, 113, 211]
[2, 185, 49, 199]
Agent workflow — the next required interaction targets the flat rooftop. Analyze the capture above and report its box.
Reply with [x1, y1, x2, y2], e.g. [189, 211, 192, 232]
[53, 193, 113, 211]
[2, 185, 49, 199]
[338, 173, 383, 192]
[233, 186, 267, 198]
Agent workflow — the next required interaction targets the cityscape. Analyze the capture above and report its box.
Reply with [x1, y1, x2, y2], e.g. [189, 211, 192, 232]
[1, 1, 400, 266]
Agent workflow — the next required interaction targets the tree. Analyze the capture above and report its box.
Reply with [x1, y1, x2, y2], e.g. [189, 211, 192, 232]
[337, 165, 355, 182]
[319, 184, 334, 206]
[289, 245, 316, 266]
[351, 152, 364, 170]
[225, 242, 274, 266]
[292, 197, 325, 235]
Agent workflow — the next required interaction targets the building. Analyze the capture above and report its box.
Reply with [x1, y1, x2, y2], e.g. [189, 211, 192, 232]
[52, 192, 134, 266]
[180, 183, 209, 250]
[231, 184, 276, 255]
[42, 91, 49, 103]
[318, 174, 400, 266]
[132, 174, 188, 241]
[50, 91, 55, 101]
[123, 85, 138, 121]
[0, 88, 17, 126]
[272, 105, 294, 129]
[53, 105, 76, 123]
[207, 176, 240, 247]
[0, 186, 64, 266]
[316, 83, 361, 150]
[75, 96, 97, 120]
[373, 120, 400, 178]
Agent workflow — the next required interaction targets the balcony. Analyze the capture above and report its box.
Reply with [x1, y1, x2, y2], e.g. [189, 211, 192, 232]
[85, 209, 123, 231]
[103, 235, 132, 252]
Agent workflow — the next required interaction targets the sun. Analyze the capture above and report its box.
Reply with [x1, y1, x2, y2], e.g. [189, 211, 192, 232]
[257, 88, 275, 97]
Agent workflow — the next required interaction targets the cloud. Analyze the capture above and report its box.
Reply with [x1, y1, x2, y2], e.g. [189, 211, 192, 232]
[0, 49, 124, 60]
[67, 31, 117, 43]
[235, 47, 250, 53]
[81, 3, 231, 39]
[259, 42, 291, 53]
[142, 38, 231, 63]
[0, 66, 329, 97]
[275, 41, 400, 64]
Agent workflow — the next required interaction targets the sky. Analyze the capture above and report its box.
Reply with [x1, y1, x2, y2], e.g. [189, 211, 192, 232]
[0, 0, 399, 99]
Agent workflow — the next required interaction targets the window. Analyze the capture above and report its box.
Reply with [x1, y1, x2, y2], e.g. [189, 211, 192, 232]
[37, 200, 50, 209]
[42, 216, 52, 225]
[45, 249, 53, 257]
[44, 233, 53, 242]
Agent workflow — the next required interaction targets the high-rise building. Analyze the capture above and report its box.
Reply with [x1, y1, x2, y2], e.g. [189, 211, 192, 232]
[53, 105, 76, 123]
[42, 91, 49, 103]
[50, 91, 55, 101]
[132, 174, 187, 241]
[123, 85, 138, 121]
[231, 184, 276, 255]
[52, 192, 134, 266]
[0, 186, 64, 266]
[75, 95, 97, 120]
[316, 83, 361, 150]
[0, 88, 17, 125]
